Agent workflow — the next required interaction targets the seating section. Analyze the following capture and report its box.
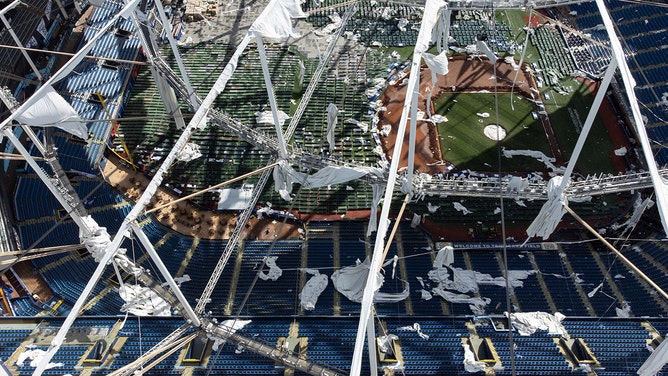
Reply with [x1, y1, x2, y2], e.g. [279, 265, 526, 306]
[0, 328, 33, 364]
[570, 0, 668, 164]
[0, 0, 51, 87]
[0, 316, 659, 375]
[529, 24, 577, 83]
[476, 321, 572, 375]
[562, 320, 651, 375]
[50, 0, 144, 170]
[450, 10, 515, 52]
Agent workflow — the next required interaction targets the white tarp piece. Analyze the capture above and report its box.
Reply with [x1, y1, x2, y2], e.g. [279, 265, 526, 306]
[176, 142, 202, 162]
[378, 334, 398, 355]
[398, 322, 429, 339]
[429, 266, 535, 294]
[432, 288, 490, 315]
[249, 0, 306, 42]
[614, 146, 628, 156]
[79, 216, 113, 263]
[433, 245, 454, 268]
[209, 320, 252, 350]
[216, 188, 253, 210]
[346, 118, 369, 133]
[273, 159, 381, 201]
[119, 284, 172, 316]
[508, 176, 529, 193]
[299, 269, 328, 310]
[15, 86, 87, 140]
[314, 12, 342, 36]
[503, 149, 564, 173]
[16, 348, 63, 369]
[411, 213, 422, 228]
[331, 257, 409, 303]
[526, 176, 567, 240]
[616, 302, 632, 318]
[454, 202, 472, 215]
[462, 343, 487, 373]
[476, 39, 497, 63]
[259, 256, 283, 281]
[367, 183, 384, 236]
[256, 110, 290, 126]
[326, 103, 338, 152]
[422, 51, 449, 86]
[509, 311, 567, 336]
[638, 335, 668, 376]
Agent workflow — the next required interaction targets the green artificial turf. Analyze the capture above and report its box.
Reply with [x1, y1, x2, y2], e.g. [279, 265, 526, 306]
[433, 92, 551, 172]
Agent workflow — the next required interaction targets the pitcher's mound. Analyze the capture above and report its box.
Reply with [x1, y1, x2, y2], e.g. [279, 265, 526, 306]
[483, 124, 507, 141]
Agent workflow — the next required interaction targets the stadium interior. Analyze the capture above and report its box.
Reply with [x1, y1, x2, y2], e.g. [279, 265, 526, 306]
[1, 0, 668, 375]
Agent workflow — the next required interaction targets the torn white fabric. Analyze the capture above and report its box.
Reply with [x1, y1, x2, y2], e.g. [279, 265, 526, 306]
[221, 319, 252, 333]
[509, 311, 567, 336]
[119, 284, 171, 316]
[503, 149, 564, 173]
[176, 142, 202, 162]
[415, 0, 447, 54]
[331, 257, 409, 303]
[367, 183, 384, 236]
[326, 103, 338, 152]
[638, 331, 668, 376]
[79, 215, 113, 263]
[420, 289, 433, 300]
[462, 343, 487, 373]
[526, 176, 567, 240]
[614, 146, 627, 156]
[217, 188, 254, 210]
[273, 159, 382, 202]
[476, 39, 497, 63]
[377, 334, 398, 355]
[398, 323, 429, 339]
[398, 18, 409, 32]
[259, 256, 283, 281]
[427, 202, 440, 213]
[453, 202, 472, 215]
[209, 320, 252, 350]
[508, 176, 529, 193]
[410, 213, 421, 228]
[422, 51, 449, 86]
[15, 86, 87, 139]
[299, 269, 328, 310]
[249, 0, 306, 42]
[432, 288, 490, 314]
[433, 245, 454, 268]
[314, 12, 342, 36]
[16, 348, 63, 369]
[616, 302, 632, 318]
[346, 118, 369, 133]
[161, 274, 191, 288]
[256, 110, 290, 126]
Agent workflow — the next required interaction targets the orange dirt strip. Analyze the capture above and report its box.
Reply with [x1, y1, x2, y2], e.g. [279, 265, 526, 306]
[103, 154, 301, 240]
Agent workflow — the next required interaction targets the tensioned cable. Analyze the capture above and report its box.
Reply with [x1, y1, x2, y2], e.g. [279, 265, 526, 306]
[490, 3, 515, 375]
[0, 44, 152, 66]
[0, 173, 111, 276]
[233, 178, 306, 318]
